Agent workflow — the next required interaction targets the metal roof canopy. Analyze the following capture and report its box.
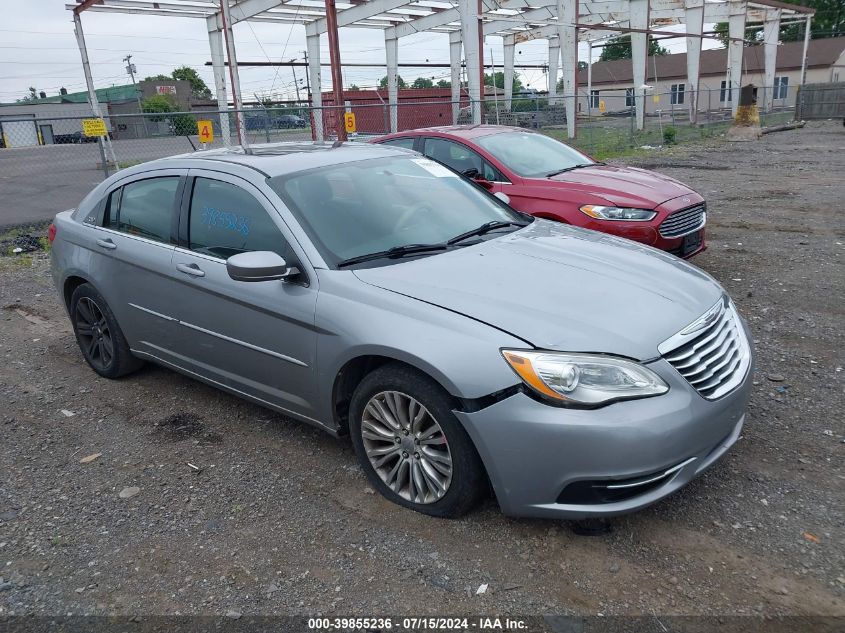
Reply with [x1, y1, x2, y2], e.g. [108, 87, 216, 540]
[69, 0, 815, 142]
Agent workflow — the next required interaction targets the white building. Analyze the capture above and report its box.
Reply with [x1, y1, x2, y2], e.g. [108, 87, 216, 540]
[581, 38, 845, 115]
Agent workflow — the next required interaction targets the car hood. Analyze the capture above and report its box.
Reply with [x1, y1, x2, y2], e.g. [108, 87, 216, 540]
[541, 164, 695, 208]
[353, 221, 723, 360]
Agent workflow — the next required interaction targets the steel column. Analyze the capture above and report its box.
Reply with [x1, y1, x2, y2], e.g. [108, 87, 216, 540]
[548, 37, 560, 105]
[306, 34, 324, 140]
[799, 15, 812, 86]
[324, 0, 346, 141]
[218, 0, 247, 147]
[727, 0, 746, 117]
[385, 34, 399, 133]
[208, 27, 232, 147]
[762, 9, 781, 111]
[503, 35, 515, 111]
[685, 0, 705, 124]
[460, 0, 482, 124]
[450, 32, 463, 123]
[556, 0, 578, 138]
[630, 0, 649, 131]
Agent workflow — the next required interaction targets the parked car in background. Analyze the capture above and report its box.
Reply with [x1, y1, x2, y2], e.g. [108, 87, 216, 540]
[374, 126, 707, 258]
[50, 142, 751, 520]
[275, 114, 307, 129]
[54, 131, 100, 144]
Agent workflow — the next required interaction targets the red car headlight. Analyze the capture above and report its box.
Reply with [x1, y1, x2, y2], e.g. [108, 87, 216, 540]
[580, 205, 656, 221]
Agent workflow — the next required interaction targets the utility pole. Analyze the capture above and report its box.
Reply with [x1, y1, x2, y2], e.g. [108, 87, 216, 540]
[123, 54, 148, 136]
[291, 59, 302, 103]
[302, 50, 311, 99]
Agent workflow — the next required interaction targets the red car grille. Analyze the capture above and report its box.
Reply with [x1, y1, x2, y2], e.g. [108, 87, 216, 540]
[659, 204, 706, 238]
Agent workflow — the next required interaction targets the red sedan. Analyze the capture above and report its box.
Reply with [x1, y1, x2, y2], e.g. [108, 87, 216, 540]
[372, 126, 707, 258]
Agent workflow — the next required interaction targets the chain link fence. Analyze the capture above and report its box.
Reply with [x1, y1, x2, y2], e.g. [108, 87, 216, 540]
[0, 85, 800, 228]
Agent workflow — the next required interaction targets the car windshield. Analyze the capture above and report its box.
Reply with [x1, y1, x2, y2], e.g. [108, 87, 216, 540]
[268, 155, 528, 268]
[475, 131, 595, 178]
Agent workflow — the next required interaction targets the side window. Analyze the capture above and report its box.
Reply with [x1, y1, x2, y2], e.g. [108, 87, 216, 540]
[104, 177, 178, 243]
[105, 188, 121, 228]
[380, 137, 416, 150]
[188, 177, 293, 261]
[423, 138, 507, 182]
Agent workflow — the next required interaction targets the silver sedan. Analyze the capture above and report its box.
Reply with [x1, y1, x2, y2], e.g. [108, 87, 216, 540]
[50, 142, 753, 519]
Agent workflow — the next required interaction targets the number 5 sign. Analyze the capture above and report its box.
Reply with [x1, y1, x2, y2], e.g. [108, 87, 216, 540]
[197, 120, 214, 144]
[343, 112, 356, 134]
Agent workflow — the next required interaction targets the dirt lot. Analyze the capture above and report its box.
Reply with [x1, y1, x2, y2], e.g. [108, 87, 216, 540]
[0, 121, 843, 626]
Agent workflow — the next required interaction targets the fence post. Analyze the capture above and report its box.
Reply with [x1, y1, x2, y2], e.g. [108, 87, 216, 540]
[97, 138, 110, 178]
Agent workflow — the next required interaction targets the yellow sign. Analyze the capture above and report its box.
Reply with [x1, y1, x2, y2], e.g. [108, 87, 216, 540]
[653, 93, 660, 104]
[197, 120, 214, 143]
[344, 112, 356, 134]
[598, 100, 606, 113]
[81, 118, 107, 137]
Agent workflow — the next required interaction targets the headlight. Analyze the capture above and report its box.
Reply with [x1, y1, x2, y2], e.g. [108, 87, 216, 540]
[580, 205, 656, 221]
[502, 350, 668, 407]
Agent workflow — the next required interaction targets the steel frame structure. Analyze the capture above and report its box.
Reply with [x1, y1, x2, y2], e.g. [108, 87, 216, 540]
[69, 0, 815, 142]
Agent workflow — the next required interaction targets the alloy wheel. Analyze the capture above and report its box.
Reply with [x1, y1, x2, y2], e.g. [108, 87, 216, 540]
[75, 297, 114, 371]
[360, 390, 453, 504]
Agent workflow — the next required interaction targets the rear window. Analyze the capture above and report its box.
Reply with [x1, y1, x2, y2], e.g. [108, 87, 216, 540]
[104, 177, 179, 243]
[379, 137, 416, 151]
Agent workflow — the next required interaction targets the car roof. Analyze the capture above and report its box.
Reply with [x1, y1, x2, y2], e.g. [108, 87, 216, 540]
[380, 125, 528, 141]
[141, 141, 413, 177]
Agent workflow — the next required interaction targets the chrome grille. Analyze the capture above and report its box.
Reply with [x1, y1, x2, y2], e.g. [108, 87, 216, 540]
[659, 204, 706, 238]
[658, 297, 751, 400]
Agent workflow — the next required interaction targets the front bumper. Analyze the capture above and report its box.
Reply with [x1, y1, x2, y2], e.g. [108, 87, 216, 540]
[454, 356, 752, 519]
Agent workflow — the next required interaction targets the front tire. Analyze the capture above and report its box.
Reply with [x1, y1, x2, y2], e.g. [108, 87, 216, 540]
[70, 283, 143, 379]
[349, 363, 486, 518]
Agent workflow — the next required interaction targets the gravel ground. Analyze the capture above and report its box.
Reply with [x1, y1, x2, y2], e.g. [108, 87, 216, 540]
[0, 121, 843, 624]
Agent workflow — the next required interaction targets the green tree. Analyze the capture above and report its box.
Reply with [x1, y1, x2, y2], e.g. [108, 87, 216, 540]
[140, 94, 174, 118]
[349, 84, 360, 90]
[436, 79, 451, 88]
[171, 65, 212, 99]
[143, 74, 171, 81]
[379, 75, 407, 88]
[715, 0, 843, 46]
[141, 94, 195, 135]
[17, 86, 39, 103]
[598, 35, 669, 61]
[484, 71, 523, 93]
[410, 77, 435, 89]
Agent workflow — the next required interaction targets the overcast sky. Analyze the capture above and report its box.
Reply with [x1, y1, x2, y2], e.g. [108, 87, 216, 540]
[1, 0, 722, 104]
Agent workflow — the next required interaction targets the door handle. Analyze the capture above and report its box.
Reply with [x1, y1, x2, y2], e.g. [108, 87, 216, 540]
[176, 262, 206, 277]
[96, 238, 117, 250]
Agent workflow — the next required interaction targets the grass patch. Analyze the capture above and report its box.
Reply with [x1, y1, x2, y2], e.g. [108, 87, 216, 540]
[117, 159, 146, 169]
[541, 117, 736, 159]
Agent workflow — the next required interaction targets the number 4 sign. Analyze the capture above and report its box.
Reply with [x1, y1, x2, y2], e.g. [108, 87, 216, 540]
[197, 120, 214, 144]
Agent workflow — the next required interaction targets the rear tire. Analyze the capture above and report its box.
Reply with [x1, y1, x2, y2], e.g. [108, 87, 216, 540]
[349, 363, 486, 518]
[70, 283, 143, 379]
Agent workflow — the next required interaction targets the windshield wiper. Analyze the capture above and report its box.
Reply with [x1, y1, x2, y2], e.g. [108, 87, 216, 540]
[545, 162, 605, 178]
[446, 220, 528, 246]
[336, 243, 448, 268]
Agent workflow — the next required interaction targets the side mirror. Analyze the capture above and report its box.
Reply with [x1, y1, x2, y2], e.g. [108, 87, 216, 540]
[493, 191, 511, 205]
[226, 251, 297, 282]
